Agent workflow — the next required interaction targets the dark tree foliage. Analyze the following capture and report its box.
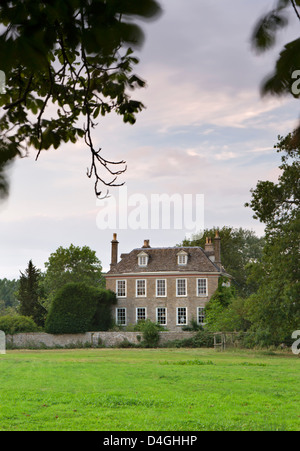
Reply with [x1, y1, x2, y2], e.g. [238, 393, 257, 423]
[180, 227, 265, 297]
[245, 133, 300, 345]
[246, 131, 300, 232]
[90, 288, 117, 331]
[251, 0, 300, 142]
[0, 0, 162, 198]
[45, 282, 117, 334]
[43, 243, 104, 308]
[0, 315, 39, 335]
[0, 278, 19, 309]
[17, 260, 47, 327]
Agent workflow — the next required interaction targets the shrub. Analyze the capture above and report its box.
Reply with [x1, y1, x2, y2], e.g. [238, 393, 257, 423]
[182, 317, 204, 331]
[45, 283, 117, 334]
[90, 289, 117, 331]
[139, 320, 160, 348]
[127, 320, 162, 347]
[0, 315, 39, 335]
[164, 330, 214, 348]
[190, 330, 214, 347]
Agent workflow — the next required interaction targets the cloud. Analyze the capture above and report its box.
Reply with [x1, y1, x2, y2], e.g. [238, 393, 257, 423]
[133, 64, 291, 135]
[1, 0, 299, 278]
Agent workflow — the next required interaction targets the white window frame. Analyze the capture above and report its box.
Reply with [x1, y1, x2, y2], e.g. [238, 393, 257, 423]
[136, 279, 147, 297]
[156, 307, 167, 326]
[136, 307, 147, 323]
[197, 307, 206, 325]
[116, 280, 127, 298]
[176, 307, 187, 326]
[197, 278, 208, 296]
[116, 308, 127, 326]
[178, 255, 187, 265]
[156, 279, 167, 297]
[177, 251, 188, 265]
[138, 252, 148, 267]
[176, 278, 187, 297]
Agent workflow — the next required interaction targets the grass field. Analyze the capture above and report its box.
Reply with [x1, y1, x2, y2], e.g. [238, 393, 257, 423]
[0, 348, 299, 431]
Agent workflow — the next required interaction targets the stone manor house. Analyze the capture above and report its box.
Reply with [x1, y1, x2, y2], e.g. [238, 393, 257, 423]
[105, 233, 230, 331]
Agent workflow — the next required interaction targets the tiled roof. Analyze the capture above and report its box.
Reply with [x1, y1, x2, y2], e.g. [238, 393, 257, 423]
[107, 247, 225, 274]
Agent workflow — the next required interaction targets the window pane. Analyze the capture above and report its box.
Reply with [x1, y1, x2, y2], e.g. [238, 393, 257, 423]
[138, 256, 148, 266]
[157, 308, 167, 325]
[137, 308, 146, 322]
[178, 255, 187, 265]
[156, 279, 166, 297]
[117, 280, 126, 297]
[197, 278, 207, 296]
[116, 308, 126, 326]
[177, 307, 187, 325]
[136, 280, 146, 296]
[198, 307, 205, 324]
[177, 279, 186, 296]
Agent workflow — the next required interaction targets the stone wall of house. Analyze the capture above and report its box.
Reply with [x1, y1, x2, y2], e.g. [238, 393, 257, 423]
[5, 331, 197, 349]
[106, 274, 219, 331]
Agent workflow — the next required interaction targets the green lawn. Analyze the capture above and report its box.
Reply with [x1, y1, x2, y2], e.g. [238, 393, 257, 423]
[0, 348, 299, 431]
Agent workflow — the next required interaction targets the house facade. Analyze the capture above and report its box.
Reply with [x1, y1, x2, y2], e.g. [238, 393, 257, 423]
[105, 233, 230, 331]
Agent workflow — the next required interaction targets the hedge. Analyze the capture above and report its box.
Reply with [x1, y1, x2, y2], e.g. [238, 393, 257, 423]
[45, 282, 117, 334]
[0, 315, 39, 335]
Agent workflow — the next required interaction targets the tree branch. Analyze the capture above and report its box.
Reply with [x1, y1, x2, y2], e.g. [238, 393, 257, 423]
[290, 0, 300, 22]
[3, 75, 34, 110]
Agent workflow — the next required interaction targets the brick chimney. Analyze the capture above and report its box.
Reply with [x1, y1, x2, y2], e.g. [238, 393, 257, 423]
[204, 236, 214, 253]
[214, 230, 221, 269]
[110, 233, 119, 269]
[142, 239, 151, 248]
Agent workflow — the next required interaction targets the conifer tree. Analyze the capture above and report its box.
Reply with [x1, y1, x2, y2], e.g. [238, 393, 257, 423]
[18, 260, 46, 327]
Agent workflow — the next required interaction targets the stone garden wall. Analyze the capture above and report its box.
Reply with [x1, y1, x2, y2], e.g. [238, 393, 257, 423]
[5, 331, 197, 349]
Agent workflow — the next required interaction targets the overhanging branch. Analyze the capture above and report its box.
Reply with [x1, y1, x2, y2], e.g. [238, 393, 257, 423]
[290, 0, 300, 22]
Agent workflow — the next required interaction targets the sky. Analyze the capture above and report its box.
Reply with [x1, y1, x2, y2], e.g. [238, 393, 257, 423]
[0, 0, 299, 279]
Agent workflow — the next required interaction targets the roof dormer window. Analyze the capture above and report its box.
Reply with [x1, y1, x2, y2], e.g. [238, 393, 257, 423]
[177, 250, 188, 266]
[138, 251, 149, 267]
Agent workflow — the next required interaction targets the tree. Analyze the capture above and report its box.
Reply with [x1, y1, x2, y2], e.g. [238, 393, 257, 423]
[246, 131, 299, 232]
[17, 260, 46, 327]
[43, 244, 104, 306]
[245, 132, 300, 345]
[251, 0, 300, 141]
[90, 288, 117, 332]
[205, 278, 250, 333]
[180, 227, 265, 297]
[0, 278, 19, 311]
[45, 282, 117, 334]
[0, 0, 162, 198]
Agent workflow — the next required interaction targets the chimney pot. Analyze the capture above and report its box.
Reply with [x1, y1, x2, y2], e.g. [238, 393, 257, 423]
[205, 236, 214, 253]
